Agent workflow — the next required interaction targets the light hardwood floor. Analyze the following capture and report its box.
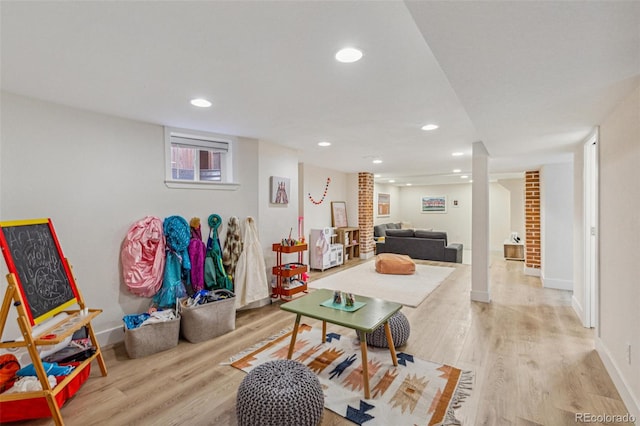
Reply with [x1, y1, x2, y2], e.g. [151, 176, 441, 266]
[11, 257, 630, 426]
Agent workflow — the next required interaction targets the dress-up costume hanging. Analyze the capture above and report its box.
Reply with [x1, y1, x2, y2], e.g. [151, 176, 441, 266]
[222, 216, 243, 282]
[188, 217, 206, 293]
[204, 214, 233, 291]
[121, 216, 166, 298]
[234, 217, 269, 308]
[153, 216, 190, 308]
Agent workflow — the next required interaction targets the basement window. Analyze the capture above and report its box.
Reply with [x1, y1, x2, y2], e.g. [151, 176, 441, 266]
[164, 127, 239, 190]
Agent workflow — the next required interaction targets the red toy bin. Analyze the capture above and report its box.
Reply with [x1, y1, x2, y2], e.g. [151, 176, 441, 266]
[0, 362, 90, 422]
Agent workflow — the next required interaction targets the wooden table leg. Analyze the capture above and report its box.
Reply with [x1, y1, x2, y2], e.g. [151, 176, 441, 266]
[287, 314, 301, 359]
[384, 321, 398, 366]
[358, 330, 371, 399]
[322, 321, 327, 343]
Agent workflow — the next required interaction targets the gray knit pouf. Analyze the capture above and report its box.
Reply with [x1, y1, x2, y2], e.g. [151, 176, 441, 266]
[366, 311, 411, 348]
[236, 359, 324, 426]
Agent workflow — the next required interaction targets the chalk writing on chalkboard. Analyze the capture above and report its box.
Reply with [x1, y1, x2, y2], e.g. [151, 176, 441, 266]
[0, 219, 79, 325]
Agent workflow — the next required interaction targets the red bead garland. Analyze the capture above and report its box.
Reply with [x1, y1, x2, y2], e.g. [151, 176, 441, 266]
[308, 177, 331, 205]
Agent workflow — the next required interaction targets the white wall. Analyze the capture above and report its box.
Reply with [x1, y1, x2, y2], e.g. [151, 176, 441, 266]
[498, 178, 525, 240]
[258, 140, 300, 286]
[346, 173, 359, 228]
[373, 183, 402, 225]
[489, 183, 511, 252]
[299, 163, 349, 262]
[597, 84, 640, 419]
[396, 182, 510, 251]
[540, 163, 574, 290]
[0, 92, 263, 344]
[398, 184, 471, 246]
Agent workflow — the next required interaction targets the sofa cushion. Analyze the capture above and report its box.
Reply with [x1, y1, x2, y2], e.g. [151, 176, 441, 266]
[414, 230, 447, 244]
[387, 223, 401, 229]
[373, 224, 387, 238]
[385, 228, 414, 237]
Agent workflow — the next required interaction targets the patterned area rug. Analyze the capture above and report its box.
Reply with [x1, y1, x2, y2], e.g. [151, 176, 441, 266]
[231, 324, 472, 425]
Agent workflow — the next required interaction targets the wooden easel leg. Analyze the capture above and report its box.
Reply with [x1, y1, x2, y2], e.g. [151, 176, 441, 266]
[85, 321, 108, 376]
[0, 279, 15, 337]
[69, 265, 108, 377]
[44, 391, 64, 426]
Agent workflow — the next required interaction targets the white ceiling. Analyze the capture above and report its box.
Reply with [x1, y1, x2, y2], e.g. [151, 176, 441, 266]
[2, 1, 638, 186]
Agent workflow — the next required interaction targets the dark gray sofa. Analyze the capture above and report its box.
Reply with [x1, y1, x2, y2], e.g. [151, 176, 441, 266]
[373, 222, 402, 241]
[376, 229, 463, 263]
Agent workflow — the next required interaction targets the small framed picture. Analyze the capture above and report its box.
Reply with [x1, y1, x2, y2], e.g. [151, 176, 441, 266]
[270, 176, 290, 205]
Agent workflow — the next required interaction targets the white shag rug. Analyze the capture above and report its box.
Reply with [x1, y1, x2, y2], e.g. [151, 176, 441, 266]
[308, 261, 455, 307]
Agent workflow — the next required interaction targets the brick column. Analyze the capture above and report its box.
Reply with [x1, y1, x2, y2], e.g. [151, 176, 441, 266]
[358, 172, 374, 258]
[525, 171, 541, 272]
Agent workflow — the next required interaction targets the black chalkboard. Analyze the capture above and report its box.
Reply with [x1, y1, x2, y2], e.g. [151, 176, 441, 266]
[0, 219, 78, 325]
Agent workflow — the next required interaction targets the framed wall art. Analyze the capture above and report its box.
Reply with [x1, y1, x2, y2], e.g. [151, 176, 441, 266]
[331, 201, 348, 227]
[421, 195, 447, 213]
[377, 193, 390, 217]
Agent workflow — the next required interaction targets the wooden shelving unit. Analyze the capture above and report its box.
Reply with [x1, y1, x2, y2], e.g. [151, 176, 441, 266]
[272, 243, 308, 300]
[337, 227, 360, 263]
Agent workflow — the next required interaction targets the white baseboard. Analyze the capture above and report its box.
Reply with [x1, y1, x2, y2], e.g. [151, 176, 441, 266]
[470, 290, 491, 303]
[571, 295, 586, 327]
[595, 338, 640, 421]
[542, 277, 573, 291]
[96, 325, 125, 348]
[524, 266, 541, 277]
[238, 297, 271, 310]
[360, 251, 374, 260]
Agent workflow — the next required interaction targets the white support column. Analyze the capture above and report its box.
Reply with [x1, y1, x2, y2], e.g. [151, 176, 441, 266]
[471, 141, 491, 303]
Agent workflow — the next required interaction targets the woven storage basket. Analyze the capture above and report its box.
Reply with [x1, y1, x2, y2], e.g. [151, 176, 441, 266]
[124, 315, 181, 358]
[180, 290, 236, 343]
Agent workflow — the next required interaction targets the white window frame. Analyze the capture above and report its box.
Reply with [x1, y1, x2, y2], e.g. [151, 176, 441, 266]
[164, 126, 239, 190]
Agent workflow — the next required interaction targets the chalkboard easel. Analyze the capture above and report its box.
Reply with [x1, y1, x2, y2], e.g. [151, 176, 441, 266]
[0, 218, 107, 425]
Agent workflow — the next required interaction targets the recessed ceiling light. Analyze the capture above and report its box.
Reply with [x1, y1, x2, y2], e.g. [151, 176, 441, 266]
[190, 98, 212, 108]
[453, 169, 461, 173]
[406, 183, 412, 186]
[389, 179, 395, 183]
[452, 152, 464, 157]
[461, 175, 469, 179]
[374, 174, 381, 178]
[421, 124, 439, 131]
[335, 47, 363, 63]
[317, 141, 331, 147]
[372, 159, 383, 164]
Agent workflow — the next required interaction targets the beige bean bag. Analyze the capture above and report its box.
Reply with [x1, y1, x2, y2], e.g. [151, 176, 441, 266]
[375, 253, 416, 275]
